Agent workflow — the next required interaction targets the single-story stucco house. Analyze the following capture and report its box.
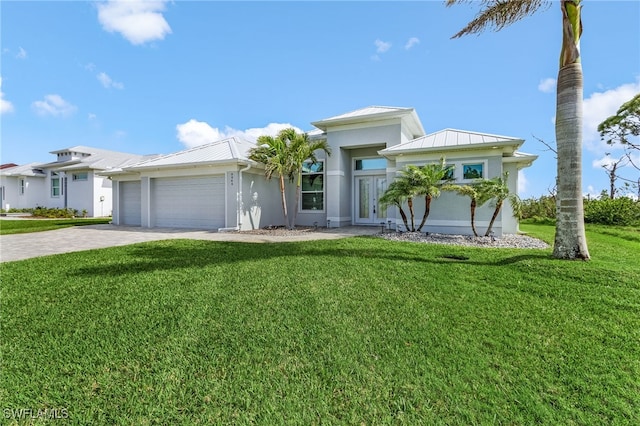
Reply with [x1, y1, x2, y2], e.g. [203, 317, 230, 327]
[0, 146, 151, 217]
[104, 106, 537, 235]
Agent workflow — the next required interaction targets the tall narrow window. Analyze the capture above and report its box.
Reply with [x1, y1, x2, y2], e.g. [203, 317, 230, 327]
[51, 172, 60, 197]
[301, 161, 324, 211]
[19, 179, 25, 195]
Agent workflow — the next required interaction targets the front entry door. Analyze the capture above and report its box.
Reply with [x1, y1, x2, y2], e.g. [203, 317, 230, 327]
[355, 175, 387, 224]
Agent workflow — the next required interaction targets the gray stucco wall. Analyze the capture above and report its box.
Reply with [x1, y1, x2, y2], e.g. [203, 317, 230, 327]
[393, 152, 517, 236]
[325, 122, 402, 227]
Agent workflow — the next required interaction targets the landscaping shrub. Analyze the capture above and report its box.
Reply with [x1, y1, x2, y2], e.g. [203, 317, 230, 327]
[520, 195, 556, 220]
[31, 207, 78, 219]
[584, 196, 640, 226]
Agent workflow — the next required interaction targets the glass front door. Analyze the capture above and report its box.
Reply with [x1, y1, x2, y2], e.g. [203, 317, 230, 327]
[355, 175, 387, 224]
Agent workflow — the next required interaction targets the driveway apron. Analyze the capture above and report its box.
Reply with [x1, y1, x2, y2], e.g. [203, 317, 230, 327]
[0, 224, 378, 263]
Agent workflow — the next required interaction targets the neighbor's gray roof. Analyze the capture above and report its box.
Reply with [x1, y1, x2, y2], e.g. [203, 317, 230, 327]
[379, 128, 524, 155]
[0, 163, 47, 177]
[311, 105, 425, 138]
[125, 137, 257, 170]
[40, 146, 150, 171]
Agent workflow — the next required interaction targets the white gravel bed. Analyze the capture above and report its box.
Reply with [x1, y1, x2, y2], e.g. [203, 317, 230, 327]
[378, 231, 550, 249]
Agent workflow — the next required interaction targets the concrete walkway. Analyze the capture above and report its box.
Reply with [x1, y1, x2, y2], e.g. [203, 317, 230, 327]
[0, 224, 380, 263]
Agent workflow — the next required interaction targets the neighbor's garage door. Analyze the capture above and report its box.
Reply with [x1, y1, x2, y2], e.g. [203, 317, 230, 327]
[151, 175, 225, 229]
[119, 181, 141, 226]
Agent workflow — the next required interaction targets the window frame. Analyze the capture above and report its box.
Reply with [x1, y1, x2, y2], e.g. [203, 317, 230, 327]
[51, 172, 61, 197]
[300, 160, 325, 212]
[461, 161, 487, 182]
[72, 172, 88, 181]
[19, 179, 25, 195]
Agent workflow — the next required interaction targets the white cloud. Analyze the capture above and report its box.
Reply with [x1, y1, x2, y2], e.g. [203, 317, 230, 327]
[583, 78, 640, 150]
[88, 113, 97, 120]
[538, 77, 556, 93]
[405, 37, 420, 50]
[32, 94, 77, 117]
[518, 170, 528, 195]
[97, 72, 124, 89]
[16, 47, 27, 59]
[0, 76, 15, 114]
[176, 119, 303, 148]
[592, 154, 618, 169]
[97, 0, 172, 45]
[374, 39, 391, 54]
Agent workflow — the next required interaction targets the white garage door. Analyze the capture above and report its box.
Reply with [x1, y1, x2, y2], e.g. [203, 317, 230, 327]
[151, 175, 225, 229]
[120, 181, 141, 226]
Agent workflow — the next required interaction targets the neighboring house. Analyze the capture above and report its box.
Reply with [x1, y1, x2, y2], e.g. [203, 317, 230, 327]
[1, 146, 151, 216]
[106, 106, 537, 235]
[0, 163, 47, 211]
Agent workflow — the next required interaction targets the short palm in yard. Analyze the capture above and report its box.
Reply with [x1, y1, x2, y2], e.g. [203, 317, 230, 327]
[1, 224, 638, 424]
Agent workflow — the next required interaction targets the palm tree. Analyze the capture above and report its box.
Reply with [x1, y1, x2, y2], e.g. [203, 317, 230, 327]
[285, 129, 331, 229]
[248, 131, 293, 228]
[475, 172, 522, 236]
[379, 180, 411, 231]
[446, 0, 590, 259]
[395, 166, 425, 231]
[446, 183, 489, 237]
[415, 159, 455, 232]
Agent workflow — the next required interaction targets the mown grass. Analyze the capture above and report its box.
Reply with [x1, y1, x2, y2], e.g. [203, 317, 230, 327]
[0, 218, 112, 235]
[1, 224, 638, 424]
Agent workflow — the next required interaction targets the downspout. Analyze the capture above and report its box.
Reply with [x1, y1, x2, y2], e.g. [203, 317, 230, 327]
[218, 162, 251, 232]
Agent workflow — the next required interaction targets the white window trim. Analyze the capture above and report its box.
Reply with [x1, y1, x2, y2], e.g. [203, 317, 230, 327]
[19, 179, 25, 195]
[353, 156, 387, 175]
[299, 160, 325, 213]
[72, 172, 88, 181]
[460, 160, 488, 183]
[51, 172, 61, 198]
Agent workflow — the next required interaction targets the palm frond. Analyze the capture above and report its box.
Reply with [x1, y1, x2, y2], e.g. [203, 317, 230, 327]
[446, 0, 549, 38]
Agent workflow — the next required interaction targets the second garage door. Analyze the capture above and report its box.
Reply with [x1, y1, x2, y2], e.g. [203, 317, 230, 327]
[120, 181, 142, 226]
[151, 175, 225, 229]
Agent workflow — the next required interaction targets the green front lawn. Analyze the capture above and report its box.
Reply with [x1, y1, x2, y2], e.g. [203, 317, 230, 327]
[0, 218, 112, 235]
[1, 224, 638, 424]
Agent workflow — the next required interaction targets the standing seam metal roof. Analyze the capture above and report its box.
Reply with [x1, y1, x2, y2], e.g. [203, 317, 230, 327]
[126, 137, 257, 169]
[380, 128, 524, 153]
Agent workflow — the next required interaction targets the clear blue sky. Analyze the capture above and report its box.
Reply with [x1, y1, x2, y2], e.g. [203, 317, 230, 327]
[1, 0, 639, 198]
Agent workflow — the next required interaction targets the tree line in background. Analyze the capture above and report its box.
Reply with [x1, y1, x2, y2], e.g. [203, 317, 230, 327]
[523, 93, 640, 227]
[520, 193, 640, 227]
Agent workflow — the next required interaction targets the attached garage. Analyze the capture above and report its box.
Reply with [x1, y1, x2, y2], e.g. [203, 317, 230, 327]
[119, 181, 141, 226]
[150, 175, 225, 229]
[104, 137, 263, 231]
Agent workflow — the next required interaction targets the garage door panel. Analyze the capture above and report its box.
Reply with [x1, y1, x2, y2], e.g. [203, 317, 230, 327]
[120, 181, 141, 226]
[152, 175, 225, 229]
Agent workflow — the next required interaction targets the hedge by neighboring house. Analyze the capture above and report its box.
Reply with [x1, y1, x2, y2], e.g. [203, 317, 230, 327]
[0, 146, 151, 217]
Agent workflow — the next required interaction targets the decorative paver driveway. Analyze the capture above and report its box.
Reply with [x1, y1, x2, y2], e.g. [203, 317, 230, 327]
[0, 224, 378, 263]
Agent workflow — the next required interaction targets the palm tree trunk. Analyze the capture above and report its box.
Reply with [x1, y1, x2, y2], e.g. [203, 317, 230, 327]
[291, 172, 301, 229]
[407, 197, 415, 231]
[553, 62, 590, 259]
[416, 195, 432, 232]
[552, 0, 589, 260]
[278, 174, 288, 227]
[484, 200, 503, 236]
[397, 205, 410, 231]
[470, 199, 478, 237]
